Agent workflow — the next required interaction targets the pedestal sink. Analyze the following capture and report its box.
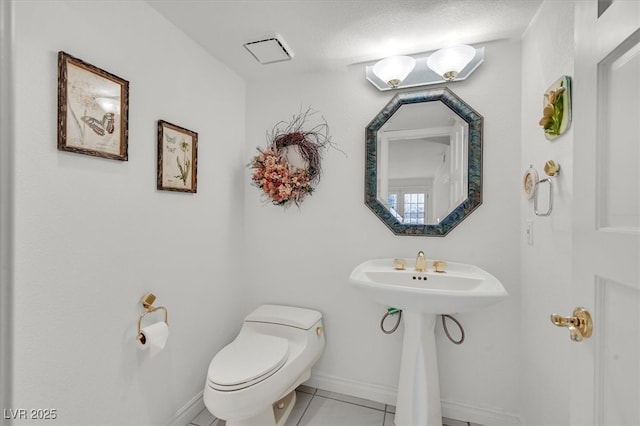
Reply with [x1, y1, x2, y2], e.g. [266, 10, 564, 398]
[349, 258, 507, 426]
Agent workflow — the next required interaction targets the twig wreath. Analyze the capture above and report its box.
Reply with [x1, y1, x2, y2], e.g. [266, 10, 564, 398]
[250, 108, 338, 207]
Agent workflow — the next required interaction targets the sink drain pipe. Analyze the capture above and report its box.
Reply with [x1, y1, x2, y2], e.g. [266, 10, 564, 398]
[380, 308, 465, 345]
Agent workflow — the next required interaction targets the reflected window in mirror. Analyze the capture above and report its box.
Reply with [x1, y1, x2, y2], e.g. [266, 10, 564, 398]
[388, 191, 426, 224]
[365, 88, 482, 236]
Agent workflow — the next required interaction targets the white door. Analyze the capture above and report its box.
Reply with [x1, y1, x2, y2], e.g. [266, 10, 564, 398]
[572, 1, 640, 425]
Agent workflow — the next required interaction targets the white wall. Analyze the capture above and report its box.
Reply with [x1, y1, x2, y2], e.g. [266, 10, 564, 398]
[244, 38, 523, 425]
[11, 1, 246, 424]
[520, 1, 575, 425]
[6, 1, 586, 425]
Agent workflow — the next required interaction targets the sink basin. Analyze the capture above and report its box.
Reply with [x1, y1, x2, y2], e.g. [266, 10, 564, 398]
[349, 258, 507, 314]
[349, 258, 508, 425]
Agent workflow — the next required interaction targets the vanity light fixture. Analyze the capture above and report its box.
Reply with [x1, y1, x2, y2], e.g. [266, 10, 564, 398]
[426, 45, 476, 81]
[372, 56, 416, 88]
[366, 45, 484, 91]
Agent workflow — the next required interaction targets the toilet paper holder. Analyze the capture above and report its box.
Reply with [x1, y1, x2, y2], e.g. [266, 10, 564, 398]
[137, 292, 168, 345]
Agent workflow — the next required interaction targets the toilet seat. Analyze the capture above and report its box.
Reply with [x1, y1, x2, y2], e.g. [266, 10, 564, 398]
[207, 333, 289, 391]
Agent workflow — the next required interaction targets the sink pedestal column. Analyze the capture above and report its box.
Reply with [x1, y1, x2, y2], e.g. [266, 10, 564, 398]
[394, 312, 442, 426]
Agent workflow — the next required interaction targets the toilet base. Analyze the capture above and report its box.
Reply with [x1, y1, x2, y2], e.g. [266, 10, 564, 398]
[273, 391, 296, 426]
[225, 391, 297, 426]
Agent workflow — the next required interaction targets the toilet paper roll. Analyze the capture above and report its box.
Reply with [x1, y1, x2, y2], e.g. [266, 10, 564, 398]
[137, 321, 169, 356]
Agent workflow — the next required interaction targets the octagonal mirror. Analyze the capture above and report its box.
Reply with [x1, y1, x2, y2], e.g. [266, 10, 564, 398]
[365, 88, 483, 236]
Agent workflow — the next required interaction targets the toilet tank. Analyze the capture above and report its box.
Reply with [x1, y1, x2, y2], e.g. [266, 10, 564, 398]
[242, 305, 323, 342]
[246, 305, 322, 328]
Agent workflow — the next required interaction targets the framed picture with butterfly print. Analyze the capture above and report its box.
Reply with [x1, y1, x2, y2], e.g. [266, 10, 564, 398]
[57, 51, 129, 161]
[157, 120, 198, 193]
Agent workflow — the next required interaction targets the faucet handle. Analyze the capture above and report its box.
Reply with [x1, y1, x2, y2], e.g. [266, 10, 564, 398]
[393, 258, 407, 270]
[433, 261, 447, 273]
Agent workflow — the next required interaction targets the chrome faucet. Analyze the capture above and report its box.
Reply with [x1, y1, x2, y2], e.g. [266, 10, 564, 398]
[415, 251, 427, 272]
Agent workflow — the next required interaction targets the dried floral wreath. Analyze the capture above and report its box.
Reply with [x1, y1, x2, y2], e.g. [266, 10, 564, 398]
[250, 109, 338, 207]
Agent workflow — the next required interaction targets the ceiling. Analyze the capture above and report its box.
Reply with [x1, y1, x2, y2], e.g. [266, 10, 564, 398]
[147, 0, 542, 82]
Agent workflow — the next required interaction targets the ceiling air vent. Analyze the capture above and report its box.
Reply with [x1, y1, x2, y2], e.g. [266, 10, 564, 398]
[243, 36, 293, 64]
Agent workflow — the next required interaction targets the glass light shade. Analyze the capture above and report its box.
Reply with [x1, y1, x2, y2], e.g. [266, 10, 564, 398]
[372, 56, 416, 88]
[426, 45, 476, 81]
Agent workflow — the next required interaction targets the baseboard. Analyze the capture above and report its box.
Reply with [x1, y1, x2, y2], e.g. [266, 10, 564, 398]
[167, 390, 206, 426]
[305, 372, 398, 406]
[440, 399, 521, 426]
[306, 372, 521, 426]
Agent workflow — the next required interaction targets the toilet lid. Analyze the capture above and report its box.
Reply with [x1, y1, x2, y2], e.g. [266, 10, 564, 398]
[207, 333, 289, 390]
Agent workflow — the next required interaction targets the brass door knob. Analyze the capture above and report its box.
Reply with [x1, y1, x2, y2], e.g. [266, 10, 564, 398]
[550, 307, 593, 342]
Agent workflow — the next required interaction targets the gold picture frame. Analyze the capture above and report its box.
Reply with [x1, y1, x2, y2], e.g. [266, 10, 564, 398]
[57, 51, 129, 161]
[157, 120, 198, 193]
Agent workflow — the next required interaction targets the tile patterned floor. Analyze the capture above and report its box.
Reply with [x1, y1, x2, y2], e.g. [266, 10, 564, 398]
[189, 385, 478, 426]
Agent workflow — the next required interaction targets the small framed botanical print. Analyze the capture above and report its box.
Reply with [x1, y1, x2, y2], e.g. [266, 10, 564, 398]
[57, 51, 129, 160]
[157, 120, 198, 193]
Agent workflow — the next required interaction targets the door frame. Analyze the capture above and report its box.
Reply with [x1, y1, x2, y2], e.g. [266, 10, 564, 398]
[0, 0, 15, 423]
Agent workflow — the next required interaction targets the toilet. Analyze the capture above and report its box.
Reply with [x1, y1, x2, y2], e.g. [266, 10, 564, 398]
[203, 305, 325, 426]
